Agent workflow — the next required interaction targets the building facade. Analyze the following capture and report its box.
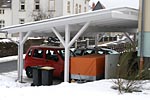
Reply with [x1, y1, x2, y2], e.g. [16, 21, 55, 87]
[1, 0, 90, 26]
[0, 0, 12, 37]
[0, 0, 90, 37]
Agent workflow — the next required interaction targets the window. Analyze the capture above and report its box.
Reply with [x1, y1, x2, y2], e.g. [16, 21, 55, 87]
[20, 0, 25, 11]
[67, 1, 70, 13]
[79, 5, 81, 13]
[0, 20, 5, 28]
[0, 9, 4, 14]
[46, 50, 58, 62]
[35, 0, 40, 10]
[49, 0, 55, 11]
[19, 19, 25, 24]
[75, 4, 78, 14]
[33, 49, 43, 58]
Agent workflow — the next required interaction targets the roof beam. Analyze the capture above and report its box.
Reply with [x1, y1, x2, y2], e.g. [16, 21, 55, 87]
[21, 31, 32, 45]
[52, 27, 65, 47]
[68, 22, 90, 47]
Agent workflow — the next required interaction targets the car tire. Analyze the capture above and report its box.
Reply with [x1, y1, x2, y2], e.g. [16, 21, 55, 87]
[26, 67, 33, 78]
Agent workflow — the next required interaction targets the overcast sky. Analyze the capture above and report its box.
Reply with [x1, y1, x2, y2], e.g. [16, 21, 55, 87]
[89, 0, 139, 9]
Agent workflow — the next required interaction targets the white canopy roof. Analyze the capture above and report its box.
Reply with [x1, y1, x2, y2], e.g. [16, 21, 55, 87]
[0, 7, 138, 37]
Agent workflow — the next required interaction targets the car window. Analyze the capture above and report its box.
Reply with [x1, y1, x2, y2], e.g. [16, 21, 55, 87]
[58, 50, 74, 59]
[45, 50, 59, 62]
[83, 49, 94, 55]
[33, 49, 43, 58]
[74, 49, 82, 56]
[97, 51, 104, 54]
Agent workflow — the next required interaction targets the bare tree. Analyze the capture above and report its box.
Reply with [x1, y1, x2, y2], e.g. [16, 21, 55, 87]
[111, 51, 147, 94]
[31, 10, 54, 21]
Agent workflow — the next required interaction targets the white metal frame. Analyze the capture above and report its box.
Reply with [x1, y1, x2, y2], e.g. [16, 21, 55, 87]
[0, 7, 138, 82]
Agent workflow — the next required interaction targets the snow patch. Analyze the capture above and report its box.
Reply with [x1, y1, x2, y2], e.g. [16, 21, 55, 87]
[0, 71, 150, 100]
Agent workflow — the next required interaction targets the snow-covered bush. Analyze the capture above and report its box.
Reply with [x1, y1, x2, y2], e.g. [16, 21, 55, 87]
[111, 52, 146, 94]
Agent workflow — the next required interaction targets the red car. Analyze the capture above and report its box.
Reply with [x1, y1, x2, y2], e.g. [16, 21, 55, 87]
[24, 45, 74, 79]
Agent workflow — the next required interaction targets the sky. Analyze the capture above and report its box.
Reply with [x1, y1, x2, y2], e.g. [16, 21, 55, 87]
[89, 0, 139, 9]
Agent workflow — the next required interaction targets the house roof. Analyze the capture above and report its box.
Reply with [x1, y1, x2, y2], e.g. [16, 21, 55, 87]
[0, 0, 11, 8]
[92, 1, 105, 11]
[0, 7, 138, 37]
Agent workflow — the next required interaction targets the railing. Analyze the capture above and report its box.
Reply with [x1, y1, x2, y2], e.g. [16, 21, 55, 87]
[108, 42, 136, 53]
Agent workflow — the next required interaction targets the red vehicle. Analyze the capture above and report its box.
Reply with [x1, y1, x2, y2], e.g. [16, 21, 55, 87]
[24, 45, 74, 79]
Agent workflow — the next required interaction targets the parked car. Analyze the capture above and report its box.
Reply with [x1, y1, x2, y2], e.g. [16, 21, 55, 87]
[24, 45, 75, 78]
[73, 47, 119, 56]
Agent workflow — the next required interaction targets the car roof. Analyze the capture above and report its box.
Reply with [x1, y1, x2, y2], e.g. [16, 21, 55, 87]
[30, 45, 64, 50]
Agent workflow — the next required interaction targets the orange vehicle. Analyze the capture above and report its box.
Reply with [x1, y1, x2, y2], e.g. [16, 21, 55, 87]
[24, 45, 75, 78]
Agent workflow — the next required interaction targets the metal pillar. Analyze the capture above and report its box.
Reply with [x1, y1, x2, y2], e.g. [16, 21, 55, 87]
[86, 38, 89, 48]
[64, 24, 70, 82]
[95, 34, 99, 47]
[18, 31, 32, 82]
[139, 0, 145, 76]
[18, 32, 23, 82]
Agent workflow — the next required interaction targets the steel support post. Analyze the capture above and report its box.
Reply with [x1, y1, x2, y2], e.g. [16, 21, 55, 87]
[18, 31, 31, 82]
[64, 24, 70, 82]
[18, 32, 24, 82]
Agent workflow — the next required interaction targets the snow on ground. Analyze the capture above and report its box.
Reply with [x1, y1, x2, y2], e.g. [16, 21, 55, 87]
[0, 55, 25, 63]
[0, 39, 11, 43]
[0, 70, 150, 100]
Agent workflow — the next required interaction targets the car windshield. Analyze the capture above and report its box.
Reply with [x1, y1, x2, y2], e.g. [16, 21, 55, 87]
[74, 49, 83, 56]
[83, 49, 94, 55]
[74, 47, 119, 56]
[57, 49, 75, 60]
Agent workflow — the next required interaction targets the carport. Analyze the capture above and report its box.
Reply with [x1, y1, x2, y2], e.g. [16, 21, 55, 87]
[0, 7, 138, 82]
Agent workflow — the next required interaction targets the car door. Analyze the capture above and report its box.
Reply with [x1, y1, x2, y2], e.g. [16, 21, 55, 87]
[44, 49, 64, 77]
[31, 48, 45, 66]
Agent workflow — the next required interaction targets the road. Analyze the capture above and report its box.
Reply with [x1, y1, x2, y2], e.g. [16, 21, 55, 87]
[0, 60, 17, 73]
